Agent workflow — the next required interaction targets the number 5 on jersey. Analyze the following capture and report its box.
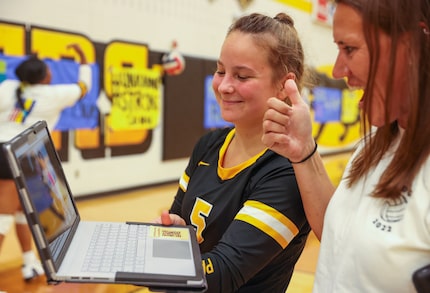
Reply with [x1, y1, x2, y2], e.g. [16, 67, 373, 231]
[190, 197, 213, 243]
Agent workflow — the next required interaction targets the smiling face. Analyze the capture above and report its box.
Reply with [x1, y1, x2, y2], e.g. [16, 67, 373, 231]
[332, 3, 409, 127]
[212, 31, 284, 128]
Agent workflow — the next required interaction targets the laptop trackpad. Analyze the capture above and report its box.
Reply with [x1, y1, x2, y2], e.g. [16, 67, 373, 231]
[143, 237, 195, 276]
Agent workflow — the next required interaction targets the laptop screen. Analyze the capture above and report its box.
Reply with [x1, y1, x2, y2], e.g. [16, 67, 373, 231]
[5, 121, 208, 291]
[14, 126, 77, 244]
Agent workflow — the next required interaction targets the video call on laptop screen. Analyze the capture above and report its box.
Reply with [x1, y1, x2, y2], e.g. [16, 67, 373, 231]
[16, 130, 77, 242]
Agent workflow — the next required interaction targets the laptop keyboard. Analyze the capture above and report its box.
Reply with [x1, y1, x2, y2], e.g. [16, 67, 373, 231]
[82, 223, 148, 273]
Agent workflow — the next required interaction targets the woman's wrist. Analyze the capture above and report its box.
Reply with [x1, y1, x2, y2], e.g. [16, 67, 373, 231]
[289, 140, 318, 164]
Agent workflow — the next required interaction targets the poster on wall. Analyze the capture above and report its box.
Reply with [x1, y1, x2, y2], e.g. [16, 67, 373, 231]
[0, 54, 100, 130]
[311, 0, 335, 26]
[109, 67, 162, 131]
[309, 66, 362, 148]
[313, 87, 342, 123]
[0, 59, 6, 82]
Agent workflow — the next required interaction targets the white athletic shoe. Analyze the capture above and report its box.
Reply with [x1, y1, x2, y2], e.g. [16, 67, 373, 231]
[21, 259, 44, 281]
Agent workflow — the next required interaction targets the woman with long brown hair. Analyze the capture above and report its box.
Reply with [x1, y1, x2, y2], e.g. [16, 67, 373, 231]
[262, 0, 430, 291]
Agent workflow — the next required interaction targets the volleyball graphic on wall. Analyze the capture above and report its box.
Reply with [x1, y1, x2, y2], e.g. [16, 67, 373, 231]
[161, 40, 185, 76]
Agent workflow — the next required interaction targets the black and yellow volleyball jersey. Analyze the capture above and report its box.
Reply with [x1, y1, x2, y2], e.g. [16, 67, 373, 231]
[170, 127, 310, 293]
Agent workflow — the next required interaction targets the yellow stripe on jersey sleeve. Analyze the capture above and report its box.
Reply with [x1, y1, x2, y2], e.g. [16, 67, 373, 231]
[179, 172, 190, 192]
[234, 200, 299, 249]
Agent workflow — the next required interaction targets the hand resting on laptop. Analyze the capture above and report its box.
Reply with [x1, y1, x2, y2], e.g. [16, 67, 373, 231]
[153, 210, 186, 226]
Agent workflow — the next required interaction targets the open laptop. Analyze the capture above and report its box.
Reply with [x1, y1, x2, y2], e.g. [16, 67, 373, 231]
[2, 120, 207, 292]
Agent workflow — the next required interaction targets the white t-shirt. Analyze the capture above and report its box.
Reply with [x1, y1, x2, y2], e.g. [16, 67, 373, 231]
[0, 64, 91, 141]
[314, 136, 430, 293]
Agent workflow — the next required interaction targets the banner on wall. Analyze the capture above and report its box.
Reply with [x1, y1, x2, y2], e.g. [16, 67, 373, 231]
[311, 0, 335, 26]
[109, 67, 162, 131]
[49, 60, 100, 130]
[0, 54, 100, 130]
[0, 59, 6, 82]
[313, 86, 361, 124]
[340, 90, 361, 124]
[313, 87, 342, 122]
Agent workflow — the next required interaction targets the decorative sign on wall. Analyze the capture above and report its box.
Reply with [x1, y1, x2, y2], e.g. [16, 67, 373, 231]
[311, 0, 335, 27]
[110, 67, 162, 130]
[0, 55, 100, 130]
[0, 60, 5, 82]
[237, 0, 254, 11]
[275, 0, 312, 13]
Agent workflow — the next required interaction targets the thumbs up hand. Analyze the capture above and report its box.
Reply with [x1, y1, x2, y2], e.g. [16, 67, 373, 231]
[262, 79, 315, 163]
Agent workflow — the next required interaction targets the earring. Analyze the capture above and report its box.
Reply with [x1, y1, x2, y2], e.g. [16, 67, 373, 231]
[419, 22, 430, 35]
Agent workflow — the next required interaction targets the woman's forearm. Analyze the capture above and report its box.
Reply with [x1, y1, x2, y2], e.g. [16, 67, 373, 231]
[292, 151, 335, 240]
